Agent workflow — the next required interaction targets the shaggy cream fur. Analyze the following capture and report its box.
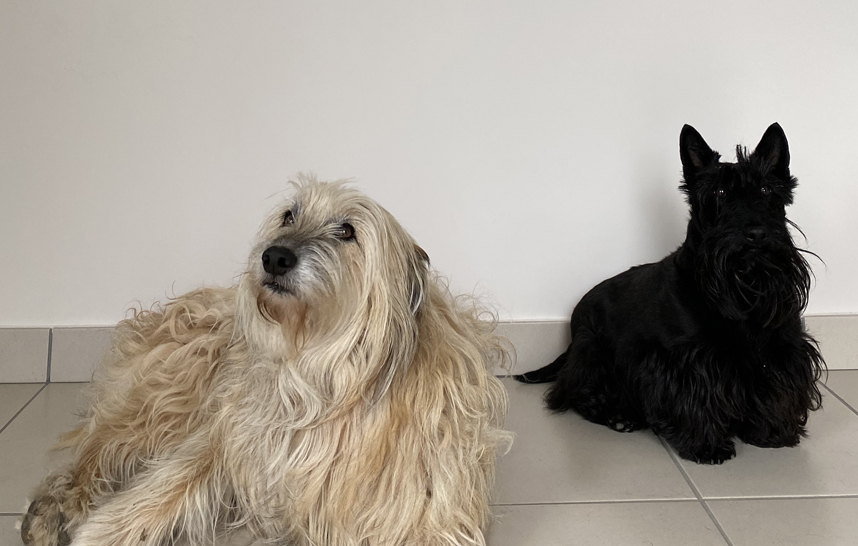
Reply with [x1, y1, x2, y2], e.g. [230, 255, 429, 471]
[21, 177, 510, 546]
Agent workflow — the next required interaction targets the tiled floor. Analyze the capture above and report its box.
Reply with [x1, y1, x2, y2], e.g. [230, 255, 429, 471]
[1, 374, 857, 545]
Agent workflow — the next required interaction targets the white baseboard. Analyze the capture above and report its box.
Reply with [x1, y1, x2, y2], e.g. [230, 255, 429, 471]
[499, 315, 858, 376]
[0, 315, 855, 383]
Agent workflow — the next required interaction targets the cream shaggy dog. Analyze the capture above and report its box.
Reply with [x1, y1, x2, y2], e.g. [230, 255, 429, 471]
[21, 178, 511, 546]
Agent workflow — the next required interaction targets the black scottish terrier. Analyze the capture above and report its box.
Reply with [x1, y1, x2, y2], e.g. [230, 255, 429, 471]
[517, 123, 824, 464]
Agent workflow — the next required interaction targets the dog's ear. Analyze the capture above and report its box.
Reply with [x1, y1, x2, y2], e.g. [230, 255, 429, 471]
[679, 124, 718, 175]
[366, 241, 428, 405]
[408, 245, 430, 314]
[751, 123, 790, 178]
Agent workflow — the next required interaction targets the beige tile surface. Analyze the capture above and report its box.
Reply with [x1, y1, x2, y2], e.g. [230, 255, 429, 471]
[0, 516, 24, 546]
[495, 379, 694, 503]
[49, 327, 114, 383]
[825, 370, 858, 411]
[0, 329, 49, 384]
[675, 394, 858, 499]
[0, 384, 87, 512]
[0, 384, 43, 431]
[486, 501, 728, 546]
[709, 497, 858, 546]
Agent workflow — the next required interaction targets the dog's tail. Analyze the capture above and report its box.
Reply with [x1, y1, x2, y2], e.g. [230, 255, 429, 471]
[512, 350, 567, 384]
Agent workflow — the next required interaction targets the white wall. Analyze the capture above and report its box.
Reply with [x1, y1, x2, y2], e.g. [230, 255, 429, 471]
[2, 1, 857, 327]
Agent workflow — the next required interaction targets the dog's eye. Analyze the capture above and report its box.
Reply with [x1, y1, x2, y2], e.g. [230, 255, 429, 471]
[282, 210, 295, 226]
[761, 185, 772, 196]
[335, 223, 355, 241]
[714, 188, 726, 198]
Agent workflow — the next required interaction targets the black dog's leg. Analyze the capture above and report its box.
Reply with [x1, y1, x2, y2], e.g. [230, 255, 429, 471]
[643, 349, 738, 465]
[738, 334, 824, 448]
[738, 388, 803, 449]
[658, 425, 736, 465]
[545, 331, 646, 433]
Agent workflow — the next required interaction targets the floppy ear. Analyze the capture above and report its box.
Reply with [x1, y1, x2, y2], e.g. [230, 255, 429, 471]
[751, 122, 790, 178]
[409, 245, 430, 315]
[679, 124, 718, 176]
[366, 234, 428, 404]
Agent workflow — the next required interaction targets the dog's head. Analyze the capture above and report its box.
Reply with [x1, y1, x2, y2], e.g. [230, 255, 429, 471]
[678, 123, 812, 326]
[238, 176, 429, 401]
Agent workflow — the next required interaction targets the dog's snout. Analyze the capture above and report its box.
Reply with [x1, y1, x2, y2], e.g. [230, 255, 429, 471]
[262, 246, 297, 276]
[745, 227, 768, 243]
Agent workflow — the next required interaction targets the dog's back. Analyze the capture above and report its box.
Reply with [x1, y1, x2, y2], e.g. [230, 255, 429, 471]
[515, 257, 692, 384]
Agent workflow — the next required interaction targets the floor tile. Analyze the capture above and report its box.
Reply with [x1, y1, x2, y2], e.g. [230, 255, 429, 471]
[825, 370, 858, 412]
[495, 379, 694, 503]
[675, 394, 858, 499]
[0, 329, 49, 383]
[709, 497, 858, 546]
[49, 327, 113, 383]
[0, 384, 88, 512]
[0, 516, 24, 546]
[0, 384, 43, 431]
[486, 501, 727, 546]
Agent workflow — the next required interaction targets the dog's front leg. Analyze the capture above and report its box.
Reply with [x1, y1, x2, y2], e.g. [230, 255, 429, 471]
[69, 446, 222, 546]
[652, 408, 737, 465]
[737, 387, 805, 449]
[642, 349, 737, 465]
[738, 334, 824, 448]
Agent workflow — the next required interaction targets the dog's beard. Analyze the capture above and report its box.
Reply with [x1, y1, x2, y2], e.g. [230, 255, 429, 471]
[695, 232, 811, 327]
[249, 250, 365, 356]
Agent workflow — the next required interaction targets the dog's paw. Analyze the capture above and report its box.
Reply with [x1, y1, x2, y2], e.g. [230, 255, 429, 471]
[681, 441, 736, 465]
[606, 417, 642, 433]
[20, 497, 71, 546]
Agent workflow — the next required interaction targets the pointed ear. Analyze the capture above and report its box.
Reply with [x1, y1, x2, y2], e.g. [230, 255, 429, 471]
[751, 123, 790, 177]
[679, 124, 718, 174]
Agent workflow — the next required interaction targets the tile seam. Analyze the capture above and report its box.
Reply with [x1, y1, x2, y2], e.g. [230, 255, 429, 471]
[821, 381, 858, 418]
[0, 383, 47, 436]
[492, 493, 858, 507]
[492, 498, 699, 507]
[704, 494, 858, 502]
[659, 437, 735, 546]
[46, 328, 53, 384]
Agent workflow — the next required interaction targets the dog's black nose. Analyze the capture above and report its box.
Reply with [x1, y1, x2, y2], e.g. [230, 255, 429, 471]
[745, 227, 768, 242]
[262, 246, 297, 276]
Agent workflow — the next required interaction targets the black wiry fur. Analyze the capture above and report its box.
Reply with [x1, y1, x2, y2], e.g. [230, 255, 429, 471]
[516, 123, 825, 464]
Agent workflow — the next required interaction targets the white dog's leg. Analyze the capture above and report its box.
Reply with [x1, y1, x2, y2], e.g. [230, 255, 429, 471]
[70, 446, 221, 546]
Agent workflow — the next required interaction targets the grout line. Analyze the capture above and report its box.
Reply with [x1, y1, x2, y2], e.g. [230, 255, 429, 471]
[492, 498, 698, 507]
[492, 493, 858, 509]
[0, 384, 47, 436]
[660, 437, 735, 546]
[821, 382, 858, 418]
[492, 492, 858, 508]
[703, 494, 858, 502]
[46, 328, 54, 384]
